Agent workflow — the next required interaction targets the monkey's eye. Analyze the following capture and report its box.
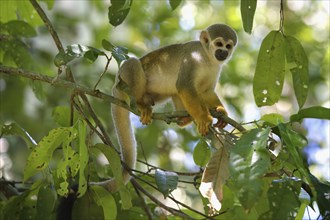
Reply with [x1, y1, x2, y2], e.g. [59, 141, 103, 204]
[226, 44, 232, 49]
[215, 42, 223, 47]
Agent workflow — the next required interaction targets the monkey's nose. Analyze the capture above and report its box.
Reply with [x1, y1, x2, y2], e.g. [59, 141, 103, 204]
[215, 50, 228, 61]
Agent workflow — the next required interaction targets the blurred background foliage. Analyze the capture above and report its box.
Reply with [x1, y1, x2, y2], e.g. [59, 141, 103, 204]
[0, 0, 329, 216]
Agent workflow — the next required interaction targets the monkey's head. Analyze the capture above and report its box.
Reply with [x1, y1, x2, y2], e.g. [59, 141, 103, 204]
[200, 24, 237, 63]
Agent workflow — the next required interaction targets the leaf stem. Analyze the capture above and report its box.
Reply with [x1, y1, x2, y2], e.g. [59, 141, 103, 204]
[279, 0, 285, 33]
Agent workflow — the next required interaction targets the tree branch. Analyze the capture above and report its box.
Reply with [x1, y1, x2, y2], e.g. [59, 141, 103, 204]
[0, 65, 246, 132]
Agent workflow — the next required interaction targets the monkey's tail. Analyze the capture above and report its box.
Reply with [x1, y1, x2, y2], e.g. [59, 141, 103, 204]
[111, 87, 137, 183]
[89, 87, 137, 192]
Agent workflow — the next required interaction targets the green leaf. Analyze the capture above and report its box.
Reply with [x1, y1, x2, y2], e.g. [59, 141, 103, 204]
[253, 31, 285, 107]
[1, 122, 37, 149]
[0, 1, 42, 26]
[260, 113, 285, 126]
[77, 120, 88, 198]
[57, 181, 69, 197]
[54, 44, 98, 66]
[24, 127, 76, 181]
[56, 146, 79, 197]
[230, 128, 271, 210]
[309, 174, 330, 218]
[155, 169, 178, 198]
[112, 46, 129, 66]
[193, 139, 211, 167]
[72, 190, 104, 220]
[40, 0, 55, 9]
[240, 0, 257, 34]
[102, 39, 115, 51]
[0, 1, 18, 23]
[36, 184, 57, 220]
[90, 186, 117, 220]
[16, 1, 43, 26]
[278, 123, 309, 180]
[2, 190, 30, 219]
[54, 50, 76, 67]
[102, 39, 129, 66]
[52, 106, 78, 127]
[4, 20, 37, 37]
[93, 143, 123, 185]
[169, 0, 182, 10]
[108, 0, 132, 26]
[84, 47, 105, 63]
[93, 143, 132, 209]
[285, 36, 309, 108]
[260, 177, 301, 220]
[4, 39, 35, 70]
[290, 106, 330, 122]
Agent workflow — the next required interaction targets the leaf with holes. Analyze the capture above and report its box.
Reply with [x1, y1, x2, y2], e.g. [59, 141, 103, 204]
[285, 36, 309, 109]
[108, 0, 132, 26]
[253, 31, 285, 107]
[259, 177, 301, 220]
[24, 127, 76, 181]
[77, 120, 88, 198]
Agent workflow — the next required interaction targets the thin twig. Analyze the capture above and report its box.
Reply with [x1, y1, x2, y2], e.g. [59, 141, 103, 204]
[130, 179, 194, 220]
[131, 181, 153, 220]
[29, 0, 64, 52]
[93, 55, 112, 91]
[72, 99, 109, 145]
[137, 160, 202, 176]
[78, 93, 114, 147]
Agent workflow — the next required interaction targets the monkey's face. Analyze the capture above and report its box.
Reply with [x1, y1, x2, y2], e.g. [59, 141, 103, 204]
[213, 37, 235, 62]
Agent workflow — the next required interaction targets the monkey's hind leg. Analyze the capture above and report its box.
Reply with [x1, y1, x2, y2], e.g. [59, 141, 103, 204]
[201, 90, 228, 129]
[119, 58, 153, 125]
[172, 95, 193, 126]
[177, 90, 213, 136]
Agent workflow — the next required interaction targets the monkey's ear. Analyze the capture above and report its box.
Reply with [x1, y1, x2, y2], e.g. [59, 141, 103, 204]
[200, 30, 210, 46]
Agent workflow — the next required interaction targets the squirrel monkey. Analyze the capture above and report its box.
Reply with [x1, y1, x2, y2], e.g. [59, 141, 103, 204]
[102, 24, 237, 191]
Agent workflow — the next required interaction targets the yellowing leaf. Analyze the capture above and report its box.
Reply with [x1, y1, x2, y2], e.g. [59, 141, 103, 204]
[24, 127, 76, 181]
[199, 143, 230, 211]
[77, 120, 88, 198]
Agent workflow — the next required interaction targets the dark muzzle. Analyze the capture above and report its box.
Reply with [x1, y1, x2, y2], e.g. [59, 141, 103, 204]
[215, 49, 228, 61]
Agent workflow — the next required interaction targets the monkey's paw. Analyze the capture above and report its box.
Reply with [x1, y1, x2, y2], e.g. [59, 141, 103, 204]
[196, 115, 213, 136]
[139, 106, 152, 125]
[214, 106, 227, 128]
